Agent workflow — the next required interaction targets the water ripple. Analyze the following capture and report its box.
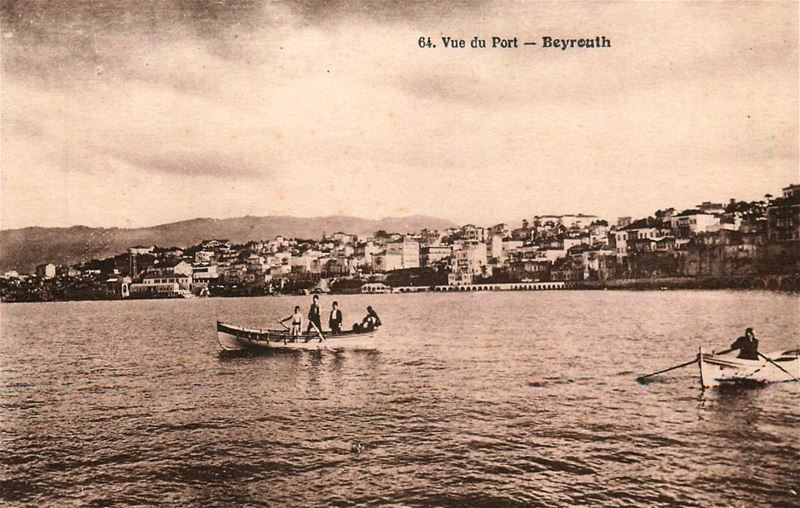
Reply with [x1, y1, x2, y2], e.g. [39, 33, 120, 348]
[1, 292, 798, 506]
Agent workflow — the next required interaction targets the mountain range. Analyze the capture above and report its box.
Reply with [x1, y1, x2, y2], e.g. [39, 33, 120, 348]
[0, 215, 457, 273]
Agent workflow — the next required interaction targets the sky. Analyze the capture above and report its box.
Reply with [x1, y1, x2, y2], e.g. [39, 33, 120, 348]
[1, 0, 797, 230]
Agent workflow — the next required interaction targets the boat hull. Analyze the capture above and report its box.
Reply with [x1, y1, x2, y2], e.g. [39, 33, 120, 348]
[217, 321, 378, 352]
[699, 349, 799, 388]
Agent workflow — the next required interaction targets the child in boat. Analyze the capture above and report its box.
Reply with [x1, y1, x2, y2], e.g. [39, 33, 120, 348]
[280, 306, 303, 342]
[730, 327, 759, 360]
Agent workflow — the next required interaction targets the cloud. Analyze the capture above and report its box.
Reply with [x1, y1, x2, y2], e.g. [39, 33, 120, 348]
[0, 1, 797, 229]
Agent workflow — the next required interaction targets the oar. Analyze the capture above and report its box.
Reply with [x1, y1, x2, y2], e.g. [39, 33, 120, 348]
[636, 355, 699, 382]
[758, 351, 800, 382]
[310, 321, 325, 342]
[276, 319, 292, 344]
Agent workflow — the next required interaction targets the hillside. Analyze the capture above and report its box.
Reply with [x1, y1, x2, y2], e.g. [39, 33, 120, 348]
[0, 215, 456, 273]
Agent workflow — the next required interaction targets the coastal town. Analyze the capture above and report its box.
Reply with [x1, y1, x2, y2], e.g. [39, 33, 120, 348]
[1, 184, 798, 302]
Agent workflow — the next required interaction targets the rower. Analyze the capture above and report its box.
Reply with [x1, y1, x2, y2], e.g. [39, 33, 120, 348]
[730, 327, 759, 360]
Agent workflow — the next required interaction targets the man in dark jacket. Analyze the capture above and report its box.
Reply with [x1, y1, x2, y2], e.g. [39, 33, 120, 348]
[730, 327, 759, 360]
[329, 301, 343, 334]
[306, 294, 323, 341]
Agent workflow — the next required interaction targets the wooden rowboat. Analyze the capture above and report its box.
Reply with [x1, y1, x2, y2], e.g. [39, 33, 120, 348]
[217, 321, 379, 352]
[698, 347, 800, 388]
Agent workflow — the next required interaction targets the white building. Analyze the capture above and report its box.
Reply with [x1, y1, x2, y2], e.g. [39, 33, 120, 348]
[361, 282, 391, 294]
[560, 214, 599, 229]
[129, 282, 181, 297]
[127, 245, 155, 255]
[373, 252, 403, 272]
[141, 272, 191, 290]
[332, 232, 356, 244]
[194, 250, 215, 264]
[386, 239, 420, 269]
[670, 212, 720, 237]
[35, 263, 56, 279]
[192, 265, 219, 291]
[355, 241, 382, 268]
[489, 235, 504, 262]
[540, 247, 567, 263]
[449, 240, 488, 284]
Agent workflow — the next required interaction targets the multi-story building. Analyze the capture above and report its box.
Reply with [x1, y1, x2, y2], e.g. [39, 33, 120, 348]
[149, 260, 193, 278]
[449, 240, 488, 284]
[695, 201, 726, 215]
[246, 255, 267, 272]
[767, 189, 800, 242]
[192, 265, 219, 284]
[201, 239, 231, 251]
[488, 223, 510, 238]
[35, 263, 56, 279]
[139, 272, 191, 290]
[460, 224, 485, 242]
[56, 265, 81, 278]
[385, 238, 420, 269]
[502, 239, 524, 254]
[324, 257, 355, 276]
[270, 264, 292, 279]
[331, 232, 356, 244]
[560, 214, 599, 229]
[539, 246, 567, 263]
[447, 271, 475, 285]
[783, 184, 800, 199]
[488, 235, 504, 262]
[420, 245, 452, 267]
[194, 250, 215, 264]
[508, 258, 551, 281]
[569, 244, 605, 280]
[670, 211, 720, 238]
[291, 255, 316, 273]
[373, 252, 403, 272]
[614, 217, 663, 260]
[563, 235, 590, 251]
[588, 222, 609, 245]
[127, 245, 155, 256]
[354, 241, 382, 268]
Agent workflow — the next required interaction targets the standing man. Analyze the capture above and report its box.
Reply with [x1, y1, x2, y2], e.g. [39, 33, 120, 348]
[329, 301, 343, 334]
[306, 294, 323, 341]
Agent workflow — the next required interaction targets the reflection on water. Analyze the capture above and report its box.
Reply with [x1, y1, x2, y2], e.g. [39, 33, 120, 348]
[1, 291, 798, 506]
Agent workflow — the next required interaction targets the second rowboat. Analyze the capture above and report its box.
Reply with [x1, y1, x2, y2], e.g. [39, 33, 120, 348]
[698, 347, 800, 388]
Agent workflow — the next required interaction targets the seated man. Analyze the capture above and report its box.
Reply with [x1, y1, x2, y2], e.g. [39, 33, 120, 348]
[730, 327, 759, 360]
[360, 306, 382, 331]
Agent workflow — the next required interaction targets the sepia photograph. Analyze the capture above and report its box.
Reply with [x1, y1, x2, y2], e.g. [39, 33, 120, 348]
[1, 0, 798, 506]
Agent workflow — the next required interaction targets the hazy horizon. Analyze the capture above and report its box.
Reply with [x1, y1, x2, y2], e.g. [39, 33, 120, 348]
[2, 1, 797, 230]
[0, 175, 791, 233]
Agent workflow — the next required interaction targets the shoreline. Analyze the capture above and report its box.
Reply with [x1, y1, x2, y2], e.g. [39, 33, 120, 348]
[2, 276, 798, 304]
